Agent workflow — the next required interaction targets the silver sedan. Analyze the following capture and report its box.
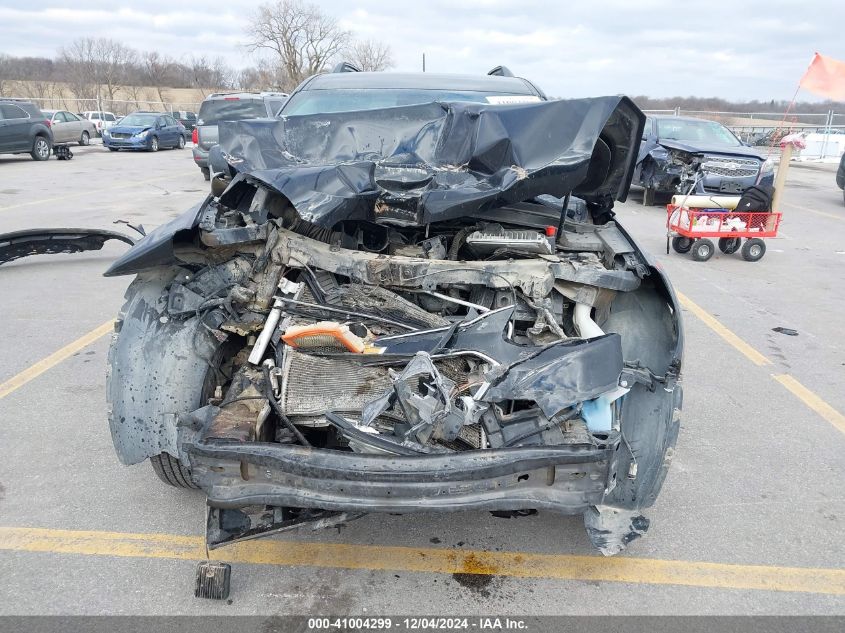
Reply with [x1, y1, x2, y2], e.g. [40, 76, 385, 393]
[42, 110, 98, 146]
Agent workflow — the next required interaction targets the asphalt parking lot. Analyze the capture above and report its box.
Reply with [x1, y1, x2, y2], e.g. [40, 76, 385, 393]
[0, 144, 843, 616]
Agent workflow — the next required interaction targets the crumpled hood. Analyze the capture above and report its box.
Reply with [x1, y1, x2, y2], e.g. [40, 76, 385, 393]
[657, 139, 765, 160]
[217, 97, 645, 227]
[109, 125, 152, 135]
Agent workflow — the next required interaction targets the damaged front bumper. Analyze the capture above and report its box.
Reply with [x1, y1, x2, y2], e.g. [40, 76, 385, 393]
[187, 439, 650, 555]
[187, 441, 616, 514]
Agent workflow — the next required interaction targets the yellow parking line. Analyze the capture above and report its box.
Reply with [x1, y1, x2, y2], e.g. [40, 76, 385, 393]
[781, 200, 842, 221]
[0, 172, 197, 212]
[675, 291, 771, 366]
[0, 320, 114, 400]
[772, 374, 845, 435]
[677, 291, 845, 435]
[0, 526, 842, 595]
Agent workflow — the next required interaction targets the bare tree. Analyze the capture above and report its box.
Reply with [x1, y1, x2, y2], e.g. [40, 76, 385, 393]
[187, 56, 234, 96]
[142, 51, 174, 104]
[246, 0, 351, 91]
[58, 39, 98, 101]
[238, 59, 291, 92]
[0, 54, 12, 96]
[92, 38, 137, 103]
[347, 39, 393, 72]
[124, 81, 146, 110]
[210, 56, 236, 91]
[58, 37, 135, 106]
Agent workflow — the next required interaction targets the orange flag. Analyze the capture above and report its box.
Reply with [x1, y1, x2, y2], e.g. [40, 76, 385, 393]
[799, 53, 845, 100]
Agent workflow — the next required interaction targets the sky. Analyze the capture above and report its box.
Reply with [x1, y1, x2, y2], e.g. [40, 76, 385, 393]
[0, 0, 842, 101]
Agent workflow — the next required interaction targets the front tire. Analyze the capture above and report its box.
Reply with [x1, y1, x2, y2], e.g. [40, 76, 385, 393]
[149, 136, 159, 152]
[31, 136, 51, 161]
[177, 135, 186, 149]
[79, 130, 90, 146]
[640, 159, 657, 206]
[150, 453, 197, 489]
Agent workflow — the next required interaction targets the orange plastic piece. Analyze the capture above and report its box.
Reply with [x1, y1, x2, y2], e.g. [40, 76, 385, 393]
[281, 321, 365, 353]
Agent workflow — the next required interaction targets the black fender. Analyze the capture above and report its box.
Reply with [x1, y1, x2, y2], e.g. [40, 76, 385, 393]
[28, 123, 52, 148]
[103, 199, 209, 277]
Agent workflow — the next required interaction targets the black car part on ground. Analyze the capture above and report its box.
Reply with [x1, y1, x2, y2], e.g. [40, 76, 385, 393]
[0, 228, 134, 266]
[106, 95, 683, 556]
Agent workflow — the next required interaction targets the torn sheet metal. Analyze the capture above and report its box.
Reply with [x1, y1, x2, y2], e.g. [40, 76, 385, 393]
[482, 333, 624, 419]
[0, 228, 134, 266]
[217, 97, 645, 227]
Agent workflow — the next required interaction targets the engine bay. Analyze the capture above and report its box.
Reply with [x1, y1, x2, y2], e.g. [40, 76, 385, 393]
[170, 180, 655, 459]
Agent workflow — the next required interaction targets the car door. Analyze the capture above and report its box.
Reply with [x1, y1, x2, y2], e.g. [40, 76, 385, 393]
[0, 107, 10, 152]
[0, 104, 33, 152]
[154, 116, 169, 146]
[164, 115, 180, 145]
[50, 111, 70, 143]
[63, 111, 85, 142]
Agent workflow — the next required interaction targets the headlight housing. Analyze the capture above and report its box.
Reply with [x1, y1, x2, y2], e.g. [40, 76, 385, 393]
[102, 129, 110, 137]
[759, 158, 775, 176]
[136, 130, 149, 139]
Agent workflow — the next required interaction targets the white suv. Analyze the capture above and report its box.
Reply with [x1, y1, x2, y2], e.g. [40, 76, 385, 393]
[79, 111, 118, 136]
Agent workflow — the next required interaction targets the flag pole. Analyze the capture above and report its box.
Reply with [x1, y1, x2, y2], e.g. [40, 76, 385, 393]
[764, 84, 800, 214]
[771, 143, 794, 213]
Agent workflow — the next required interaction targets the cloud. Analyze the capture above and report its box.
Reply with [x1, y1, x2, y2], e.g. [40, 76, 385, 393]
[0, 0, 842, 100]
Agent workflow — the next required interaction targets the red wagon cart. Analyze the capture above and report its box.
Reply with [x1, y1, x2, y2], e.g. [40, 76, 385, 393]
[666, 205, 783, 262]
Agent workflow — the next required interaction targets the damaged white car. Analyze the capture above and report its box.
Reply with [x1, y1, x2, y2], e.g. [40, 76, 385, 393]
[104, 70, 683, 556]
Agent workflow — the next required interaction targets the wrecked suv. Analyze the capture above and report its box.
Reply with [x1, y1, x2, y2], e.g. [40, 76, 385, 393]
[105, 70, 683, 556]
[634, 115, 775, 205]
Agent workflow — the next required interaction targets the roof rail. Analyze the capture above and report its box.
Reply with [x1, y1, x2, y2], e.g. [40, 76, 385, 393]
[332, 61, 362, 73]
[487, 66, 514, 77]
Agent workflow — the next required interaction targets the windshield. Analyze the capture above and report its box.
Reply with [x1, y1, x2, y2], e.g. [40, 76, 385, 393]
[120, 113, 159, 127]
[282, 89, 540, 116]
[198, 99, 266, 125]
[657, 118, 741, 146]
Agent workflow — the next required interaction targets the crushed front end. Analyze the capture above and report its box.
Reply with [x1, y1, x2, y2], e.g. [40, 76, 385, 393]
[106, 97, 683, 555]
